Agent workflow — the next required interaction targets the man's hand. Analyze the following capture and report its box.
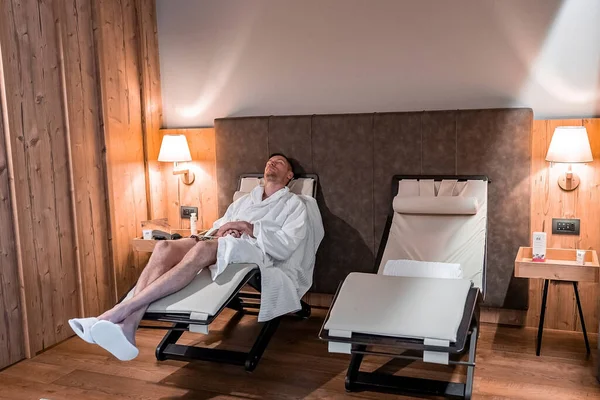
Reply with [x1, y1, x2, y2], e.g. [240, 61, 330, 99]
[216, 221, 254, 238]
[223, 229, 241, 238]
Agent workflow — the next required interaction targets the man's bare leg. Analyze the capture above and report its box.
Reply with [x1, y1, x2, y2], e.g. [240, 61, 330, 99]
[97, 238, 197, 344]
[98, 240, 218, 337]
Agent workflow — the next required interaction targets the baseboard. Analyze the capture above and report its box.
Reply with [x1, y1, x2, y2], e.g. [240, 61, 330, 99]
[480, 307, 526, 326]
[303, 292, 334, 308]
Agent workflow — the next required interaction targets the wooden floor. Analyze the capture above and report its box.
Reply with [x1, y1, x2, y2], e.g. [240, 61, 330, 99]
[0, 308, 598, 400]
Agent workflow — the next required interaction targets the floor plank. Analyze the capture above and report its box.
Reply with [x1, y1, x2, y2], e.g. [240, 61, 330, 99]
[0, 309, 598, 399]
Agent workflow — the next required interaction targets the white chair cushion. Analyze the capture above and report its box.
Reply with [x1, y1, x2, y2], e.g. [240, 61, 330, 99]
[324, 272, 472, 342]
[234, 177, 315, 202]
[383, 259, 463, 279]
[288, 178, 315, 196]
[393, 196, 479, 215]
[124, 263, 258, 316]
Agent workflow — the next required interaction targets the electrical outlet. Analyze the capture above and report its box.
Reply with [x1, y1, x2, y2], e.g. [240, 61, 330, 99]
[552, 218, 580, 235]
[180, 206, 198, 219]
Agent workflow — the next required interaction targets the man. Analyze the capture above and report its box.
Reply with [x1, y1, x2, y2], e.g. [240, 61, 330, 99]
[69, 153, 311, 361]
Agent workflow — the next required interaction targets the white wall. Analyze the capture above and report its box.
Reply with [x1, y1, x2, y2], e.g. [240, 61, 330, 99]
[156, 0, 600, 128]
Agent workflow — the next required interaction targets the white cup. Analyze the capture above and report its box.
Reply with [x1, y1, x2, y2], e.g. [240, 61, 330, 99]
[142, 229, 153, 240]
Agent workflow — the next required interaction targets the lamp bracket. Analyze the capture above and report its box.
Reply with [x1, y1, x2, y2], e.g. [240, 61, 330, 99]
[558, 172, 580, 191]
[172, 163, 195, 185]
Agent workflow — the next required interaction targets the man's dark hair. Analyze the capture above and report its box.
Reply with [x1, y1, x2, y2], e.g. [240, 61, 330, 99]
[269, 152, 295, 177]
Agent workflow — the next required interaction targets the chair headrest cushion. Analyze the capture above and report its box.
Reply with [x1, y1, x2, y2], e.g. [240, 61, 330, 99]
[233, 177, 315, 202]
[392, 196, 479, 215]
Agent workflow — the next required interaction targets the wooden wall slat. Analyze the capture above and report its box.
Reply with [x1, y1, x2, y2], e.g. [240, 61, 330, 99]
[578, 118, 600, 333]
[527, 119, 547, 328]
[136, 0, 166, 222]
[529, 119, 599, 332]
[57, 0, 115, 316]
[1, 0, 44, 354]
[94, 0, 158, 298]
[94, 0, 150, 298]
[0, 0, 80, 355]
[0, 72, 25, 369]
[40, 0, 80, 348]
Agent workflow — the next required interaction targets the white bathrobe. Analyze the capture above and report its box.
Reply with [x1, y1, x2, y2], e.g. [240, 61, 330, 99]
[207, 185, 324, 321]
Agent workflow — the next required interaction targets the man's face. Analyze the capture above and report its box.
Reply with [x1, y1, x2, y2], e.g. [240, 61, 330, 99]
[264, 156, 293, 184]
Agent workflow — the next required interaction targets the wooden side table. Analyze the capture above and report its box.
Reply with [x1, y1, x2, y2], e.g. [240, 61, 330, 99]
[132, 229, 207, 253]
[514, 247, 599, 356]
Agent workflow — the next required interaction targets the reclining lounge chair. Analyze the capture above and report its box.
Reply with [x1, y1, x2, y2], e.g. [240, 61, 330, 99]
[125, 174, 318, 372]
[319, 175, 488, 399]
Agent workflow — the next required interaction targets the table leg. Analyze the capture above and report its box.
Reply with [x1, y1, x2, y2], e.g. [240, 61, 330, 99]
[536, 279, 550, 356]
[572, 281, 591, 355]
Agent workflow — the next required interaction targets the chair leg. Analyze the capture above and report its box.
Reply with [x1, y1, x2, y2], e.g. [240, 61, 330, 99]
[464, 324, 479, 400]
[294, 300, 311, 319]
[156, 323, 186, 361]
[573, 282, 591, 355]
[345, 345, 365, 392]
[245, 317, 281, 372]
[536, 279, 550, 356]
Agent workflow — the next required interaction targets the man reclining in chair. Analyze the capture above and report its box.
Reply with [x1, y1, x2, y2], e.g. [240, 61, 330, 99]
[69, 153, 316, 361]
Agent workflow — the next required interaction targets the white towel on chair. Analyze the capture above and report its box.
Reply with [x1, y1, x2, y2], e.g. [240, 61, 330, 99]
[383, 259, 463, 279]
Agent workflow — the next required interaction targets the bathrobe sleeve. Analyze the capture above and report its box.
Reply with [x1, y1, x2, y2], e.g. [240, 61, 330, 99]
[205, 198, 240, 236]
[252, 199, 307, 261]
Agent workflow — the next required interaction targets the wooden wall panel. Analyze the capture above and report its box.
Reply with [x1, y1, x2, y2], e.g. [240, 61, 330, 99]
[136, 0, 166, 222]
[0, 0, 80, 355]
[582, 118, 600, 333]
[94, 0, 151, 298]
[529, 119, 600, 332]
[57, 0, 114, 317]
[0, 0, 162, 366]
[157, 129, 217, 230]
[0, 76, 25, 368]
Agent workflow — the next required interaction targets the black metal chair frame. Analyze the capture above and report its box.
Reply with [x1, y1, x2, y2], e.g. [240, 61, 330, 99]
[138, 270, 311, 372]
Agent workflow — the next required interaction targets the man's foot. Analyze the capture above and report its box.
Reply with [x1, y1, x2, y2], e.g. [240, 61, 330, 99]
[119, 322, 137, 347]
[98, 302, 131, 324]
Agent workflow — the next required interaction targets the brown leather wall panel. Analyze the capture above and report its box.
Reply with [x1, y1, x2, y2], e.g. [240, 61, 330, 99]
[215, 117, 269, 215]
[457, 109, 532, 308]
[267, 116, 313, 174]
[372, 112, 422, 254]
[422, 111, 457, 174]
[214, 108, 532, 308]
[311, 114, 375, 293]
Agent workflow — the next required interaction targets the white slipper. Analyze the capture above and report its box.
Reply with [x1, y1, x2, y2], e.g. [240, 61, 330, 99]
[90, 320, 139, 361]
[68, 317, 99, 344]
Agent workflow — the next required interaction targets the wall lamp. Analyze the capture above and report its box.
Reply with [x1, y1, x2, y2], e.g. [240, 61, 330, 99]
[158, 134, 195, 185]
[545, 126, 593, 191]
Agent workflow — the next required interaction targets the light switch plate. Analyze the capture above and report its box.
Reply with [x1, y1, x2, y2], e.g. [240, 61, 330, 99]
[552, 218, 580, 235]
[180, 206, 198, 219]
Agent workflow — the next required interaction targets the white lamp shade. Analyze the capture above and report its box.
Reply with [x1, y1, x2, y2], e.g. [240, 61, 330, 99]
[545, 126, 593, 163]
[158, 134, 192, 162]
